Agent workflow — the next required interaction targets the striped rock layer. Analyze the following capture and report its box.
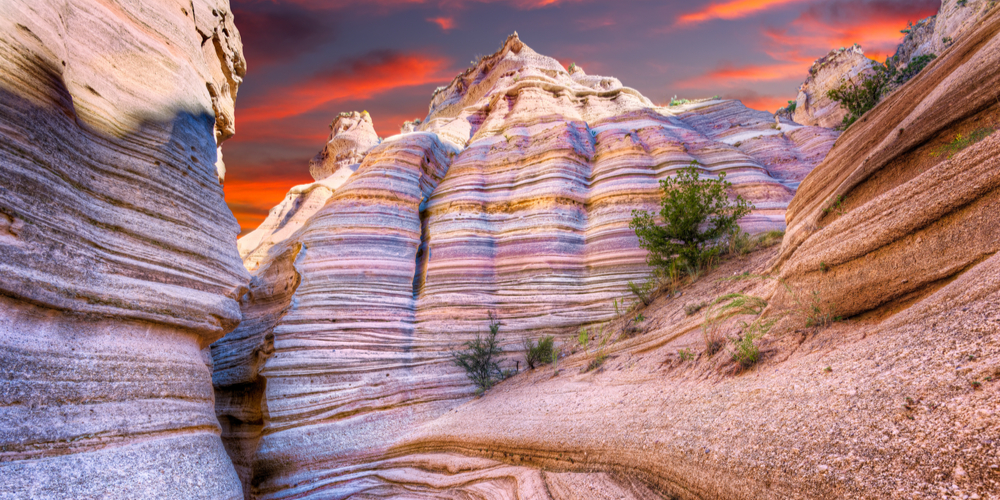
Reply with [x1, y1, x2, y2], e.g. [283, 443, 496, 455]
[215, 34, 838, 498]
[0, 1, 249, 498]
[401, 12, 1000, 499]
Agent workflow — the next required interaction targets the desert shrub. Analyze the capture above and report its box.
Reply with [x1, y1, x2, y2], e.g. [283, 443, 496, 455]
[786, 100, 797, 113]
[778, 284, 840, 328]
[827, 68, 890, 130]
[627, 279, 655, 306]
[523, 335, 555, 370]
[723, 228, 754, 257]
[678, 348, 695, 361]
[828, 54, 936, 130]
[685, 301, 708, 316]
[630, 161, 753, 276]
[703, 293, 775, 365]
[669, 95, 691, 106]
[755, 229, 785, 248]
[894, 54, 936, 85]
[452, 311, 508, 392]
[930, 127, 996, 158]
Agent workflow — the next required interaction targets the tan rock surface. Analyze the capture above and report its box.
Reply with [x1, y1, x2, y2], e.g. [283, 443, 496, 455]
[213, 34, 838, 498]
[0, 0, 249, 498]
[792, 45, 875, 129]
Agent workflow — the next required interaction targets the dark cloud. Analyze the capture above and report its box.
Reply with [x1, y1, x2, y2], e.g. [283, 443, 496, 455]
[232, 3, 334, 68]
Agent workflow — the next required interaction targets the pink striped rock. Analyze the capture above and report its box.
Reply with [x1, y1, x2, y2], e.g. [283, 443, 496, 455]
[212, 33, 838, 498]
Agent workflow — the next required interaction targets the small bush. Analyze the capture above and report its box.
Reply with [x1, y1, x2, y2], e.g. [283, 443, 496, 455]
[703, 293, 774, 363]
[577, 327, 589, 346]
[630, 161, 754, 275]
[786, 100, 797, 113]
[627, 279, 655, 306]
[452, 312, 508, 392]
[755, 229, 785, 248]
[678, 348, 695, 361]
[930, 127, 996, 158]
[730, 333, 760, 368]
[685, 301, 708, 316]
[894, 54, 936, 85]
[669, 95, 691, 106]
[827, 69, 889, 130]
[585, 352, 608, 372]
[523, 335, 555, 370]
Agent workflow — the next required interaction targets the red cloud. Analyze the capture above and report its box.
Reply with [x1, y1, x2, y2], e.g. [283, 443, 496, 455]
[225, 177, 314, 234]
[765, 0, 940, 63]
[253, 0, 586, 11]
[676, 62, 806, 89]
[239, 51, 453, 124]
[428, 16, 455, 30]
[676, 0, 810, 26]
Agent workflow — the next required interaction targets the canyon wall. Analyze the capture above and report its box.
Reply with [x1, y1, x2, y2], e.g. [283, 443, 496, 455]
[215, 34, 839, 498]
[0, 1, 249, 498]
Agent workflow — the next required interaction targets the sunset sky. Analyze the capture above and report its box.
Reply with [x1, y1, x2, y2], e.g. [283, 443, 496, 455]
[223, 0, 940, 234]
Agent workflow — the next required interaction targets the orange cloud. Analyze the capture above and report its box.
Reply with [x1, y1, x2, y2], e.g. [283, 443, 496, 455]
[676, 62, 805, 89]
[239, 51, 453, 124]
[676, 0, 809, 26]
[273, 0, 586, 10]
[428, 16, 455, 30]
[225, 177, 314, 234]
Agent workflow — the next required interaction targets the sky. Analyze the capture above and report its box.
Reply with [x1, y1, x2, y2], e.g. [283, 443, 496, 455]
[223, 0, 941, 234]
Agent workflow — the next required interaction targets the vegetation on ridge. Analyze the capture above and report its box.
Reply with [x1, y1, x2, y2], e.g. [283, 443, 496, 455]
[630, 160, 753, 278]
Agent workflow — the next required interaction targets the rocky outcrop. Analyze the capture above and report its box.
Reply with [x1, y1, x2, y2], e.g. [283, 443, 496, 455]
[895, 0, 997, 67]
[373, 11, 1000, 499]
[0, 1, 249, 498]
[238, 111, 381, 271]
[213, 33, 839, 498]
[796, 0, 999, 129]
[792, 45, 875, 128]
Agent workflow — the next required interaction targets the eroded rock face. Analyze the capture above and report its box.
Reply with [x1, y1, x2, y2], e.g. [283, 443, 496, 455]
[308, 110, 380, 181]
[214, 33, 838, 498]
[362, 15, 1000, 499]
[0, 1, 249, 498]
[792, 45, 875, 129]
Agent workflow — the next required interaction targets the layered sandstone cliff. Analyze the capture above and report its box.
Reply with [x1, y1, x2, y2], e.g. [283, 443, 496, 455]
[0, 1, 249, 498]
[393, 10, 1000, 499]
[213, 34, 839, 498]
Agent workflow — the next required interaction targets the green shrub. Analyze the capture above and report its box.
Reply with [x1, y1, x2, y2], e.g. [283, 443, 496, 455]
[894, 54, 936, 84]
[669, 95, 691, 106]
[730, 333, 760, 368]
[786, 100, 797, 113]
[630, 161, 753, 276]
[930, 127, 996, 158]
[828, 54, 936, 130]
[678, 348, 695, 361]
[827, 68, 889, 130]
[703, 292, 774, 364]
[627, 279, 655, 306]
[452, 312, 508, 392]
[523, 335, 555, 370]
[685, 301, 708, 316]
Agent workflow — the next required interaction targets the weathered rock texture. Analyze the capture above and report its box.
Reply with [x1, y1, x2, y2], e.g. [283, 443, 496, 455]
[0, 1, 249, 498]
[792, 45, 875, 128]
[795, 0, 999, 129]
[391, 9, 1000, 500]
[213, 34, 839, 498]
[894, 0, 997, 67]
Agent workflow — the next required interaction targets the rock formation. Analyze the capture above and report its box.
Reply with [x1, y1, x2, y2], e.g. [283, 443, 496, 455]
[0, 1, 249, 498]
[794, 0, 998, 128]
[212, 33, 839, 498]
[395, 10, 1000, 499]
[792, 45, 875, 128]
